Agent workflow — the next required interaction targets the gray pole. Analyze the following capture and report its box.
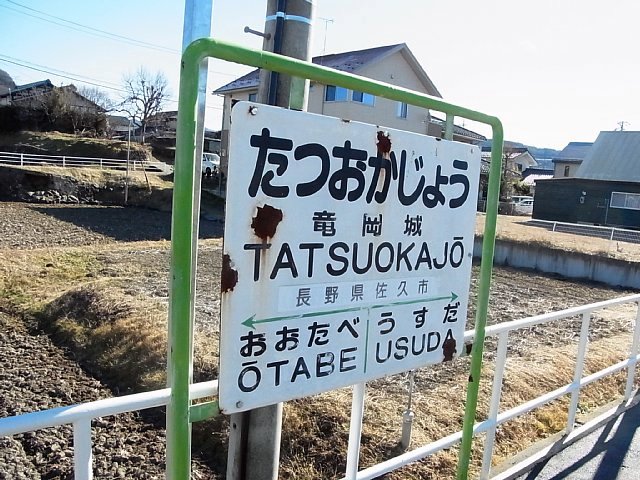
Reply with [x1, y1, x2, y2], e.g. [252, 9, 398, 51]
[166, 1, 212, 476]
[226, 2, 313, 479]
[124, 118, 131, 205]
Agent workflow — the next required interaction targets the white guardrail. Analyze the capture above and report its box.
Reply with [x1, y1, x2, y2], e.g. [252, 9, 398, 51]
[0, 151, 160, 172]
[528, 219, 640, 245]
[342, 294, 640, 480]
[0, 381, 218, 480]
[0, 296, 638, 480]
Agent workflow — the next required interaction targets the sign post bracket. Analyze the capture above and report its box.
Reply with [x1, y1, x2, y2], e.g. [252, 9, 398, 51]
[169, 37, 503, 479]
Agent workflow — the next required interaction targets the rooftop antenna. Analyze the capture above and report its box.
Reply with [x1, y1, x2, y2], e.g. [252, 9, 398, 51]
[318, 17, 334, 58]
[617, 120, 630, 131]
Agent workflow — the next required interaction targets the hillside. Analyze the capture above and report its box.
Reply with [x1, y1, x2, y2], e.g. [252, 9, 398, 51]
[482, 139, 561, 159]
[0, 130, 151, 160]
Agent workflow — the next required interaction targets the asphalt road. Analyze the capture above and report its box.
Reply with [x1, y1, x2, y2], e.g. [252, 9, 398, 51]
[519, 402, 640, 480]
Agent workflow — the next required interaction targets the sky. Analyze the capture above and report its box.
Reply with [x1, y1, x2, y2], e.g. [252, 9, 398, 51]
[1, 0, 640, 150]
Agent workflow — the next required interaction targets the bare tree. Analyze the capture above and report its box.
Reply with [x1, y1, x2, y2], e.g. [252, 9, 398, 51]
[120, 68, 169, 143]
[78, 85, 114, 112]
[500, 146, 527, 200]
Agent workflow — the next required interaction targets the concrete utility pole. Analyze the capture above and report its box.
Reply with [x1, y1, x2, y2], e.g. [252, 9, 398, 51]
[226, 2, 313, 479]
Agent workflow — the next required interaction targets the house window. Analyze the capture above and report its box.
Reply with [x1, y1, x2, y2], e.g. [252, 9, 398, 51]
[563, 165, 570, 177]
[611, 191, 640, 210]
[325, 85, 348, 102]
[248, 92, 257, 101]
[397, 102, 408, 118]
[352, 90, 375, 106]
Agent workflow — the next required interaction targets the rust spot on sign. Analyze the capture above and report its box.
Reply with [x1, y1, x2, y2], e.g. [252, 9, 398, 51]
[465, 342, 473, 356]
[251, 204, 283, 240]
[442, 337, 457, 362]
[221, 254, 238, 293]
[376, 130, 391, 155]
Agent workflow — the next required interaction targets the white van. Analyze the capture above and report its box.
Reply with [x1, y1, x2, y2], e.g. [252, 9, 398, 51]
[510, 195, 533, 205]
[202, 152, 220, 177]
[511, 196, 534, 215]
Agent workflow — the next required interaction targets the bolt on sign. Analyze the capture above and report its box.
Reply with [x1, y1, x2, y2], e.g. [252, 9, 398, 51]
[219, 102, 481, 413]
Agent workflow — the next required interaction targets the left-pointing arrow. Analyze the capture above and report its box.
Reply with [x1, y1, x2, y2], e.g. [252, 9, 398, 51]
[241, 291, 459, 329]
[242, 305, 363, 329]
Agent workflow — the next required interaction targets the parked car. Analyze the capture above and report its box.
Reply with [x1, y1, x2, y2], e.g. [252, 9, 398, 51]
[513, 198, 534, 215]
[202, 152, 220, 177]
[510, 195, 533, 206]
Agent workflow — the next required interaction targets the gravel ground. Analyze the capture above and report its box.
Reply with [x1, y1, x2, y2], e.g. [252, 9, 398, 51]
[0, 203, 222, 479]
[0, 202, 636, 478]
[0, 313, 169, 479]
[0, 202, 223, 249]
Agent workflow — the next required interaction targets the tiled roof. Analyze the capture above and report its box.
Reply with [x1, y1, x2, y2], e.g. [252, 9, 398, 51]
[430, 115, 487, 142]
[214, 44, 407, 94]
[0, 79, 54, 98]
[523, 173, 553, 185]
[552, 141, 593, 162]
[11, 79, 53, 94]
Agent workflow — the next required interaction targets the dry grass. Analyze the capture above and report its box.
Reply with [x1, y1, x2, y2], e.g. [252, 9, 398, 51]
[0, 130, 150, 159]
[29, 165, 172, 188]
[1, 216, 638, 478]
[0, 241, 220, 393]
[476, 214, 640, 262]
[275, 332, 637, 480]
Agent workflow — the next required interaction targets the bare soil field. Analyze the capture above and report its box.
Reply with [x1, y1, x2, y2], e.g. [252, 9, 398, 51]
[0, 202, 637, 479]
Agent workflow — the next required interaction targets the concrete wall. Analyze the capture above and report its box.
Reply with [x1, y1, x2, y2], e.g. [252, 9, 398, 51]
[474, 237, 640, 289]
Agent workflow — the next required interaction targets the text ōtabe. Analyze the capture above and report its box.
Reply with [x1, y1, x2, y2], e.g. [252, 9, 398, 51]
[219, 103, 480, 413]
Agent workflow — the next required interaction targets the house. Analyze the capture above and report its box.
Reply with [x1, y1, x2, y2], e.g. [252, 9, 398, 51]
[534, 131, 640, 229]
[0, 79, 55, 106]
[521, 159, 554, 195]
[551, 141, 593, 178]
[477, 143, 538, 203]
[146, 110, 178, 134]
[0, 79, 105, 118]
[481, 146, 538, 174]
[213, 43, 486, 145]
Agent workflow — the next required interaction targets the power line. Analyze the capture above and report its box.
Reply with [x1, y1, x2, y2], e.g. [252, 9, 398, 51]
[0, 56, 223, 111]
[0, 0, 240, 79]
[1, 0, 178, 54]
[0, 57, 126, 93]
[0, 54, 122, 89]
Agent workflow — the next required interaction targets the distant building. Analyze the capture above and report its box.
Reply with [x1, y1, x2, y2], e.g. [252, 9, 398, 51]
[0, 79, 55, 106]
[0, 79, 105, 116]
[214, 44, 486, 161]
[534, 131, 640, 229]
[146, 110, 178, 134]
[551, 141, 593, 178]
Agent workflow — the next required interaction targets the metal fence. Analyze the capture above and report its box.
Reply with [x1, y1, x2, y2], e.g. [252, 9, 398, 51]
[0, 295, 637, 479]
[0, 381, 217, 480]
[0, 151, 165, 172]
[343, 293, 640, 480]
[528, 219, 640, 245]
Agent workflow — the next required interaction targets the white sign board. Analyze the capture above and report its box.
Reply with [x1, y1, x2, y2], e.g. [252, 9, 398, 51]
[219, 103, 480, 413]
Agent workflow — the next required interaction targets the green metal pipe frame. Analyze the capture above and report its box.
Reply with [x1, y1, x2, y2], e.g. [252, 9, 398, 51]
[169, 37, 503, 479]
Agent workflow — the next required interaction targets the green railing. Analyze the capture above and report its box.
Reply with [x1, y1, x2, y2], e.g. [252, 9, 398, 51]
[169, 37, 503, 480]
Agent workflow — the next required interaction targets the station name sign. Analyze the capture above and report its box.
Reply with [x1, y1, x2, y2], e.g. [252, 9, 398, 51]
[219, 103, 480, 413]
